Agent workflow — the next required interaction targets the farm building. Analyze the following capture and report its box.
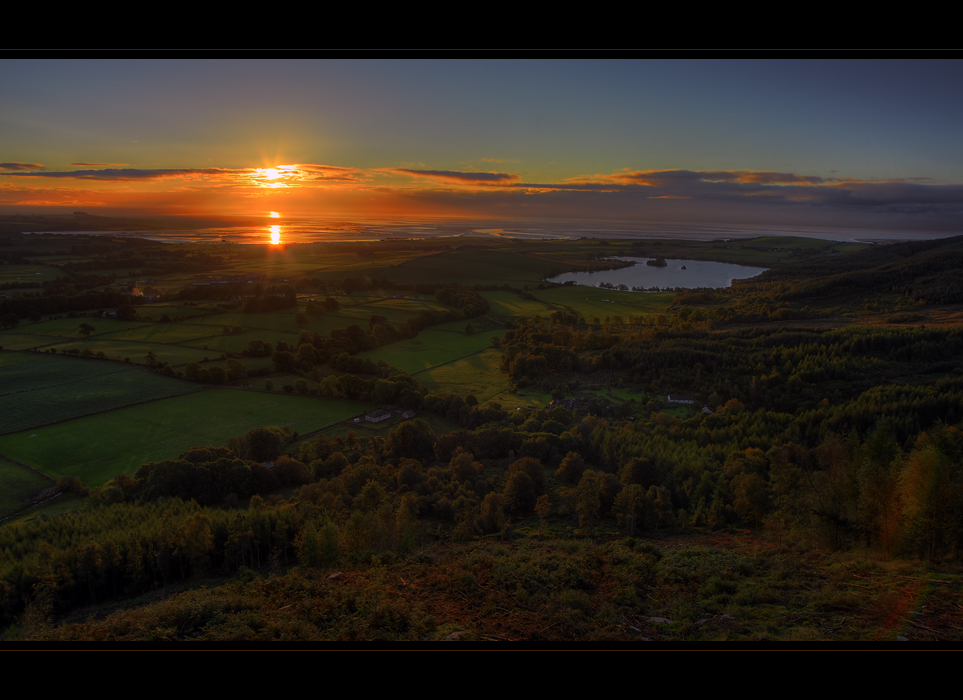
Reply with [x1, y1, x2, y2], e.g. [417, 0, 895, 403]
[365, 409, 391, 423]
[667, 395, 695, 404]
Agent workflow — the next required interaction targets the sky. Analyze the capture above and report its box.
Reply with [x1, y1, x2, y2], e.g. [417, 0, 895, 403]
[2, 58, 963, 234]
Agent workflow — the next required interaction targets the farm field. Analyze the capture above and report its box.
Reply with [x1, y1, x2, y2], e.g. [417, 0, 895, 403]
[97, 322, 224, 345]
[0, 334, 61, 350]
[358, 329, 499, 374]
[533, 286, 674, 320]
[416, 347, 507, 401]
[349, 295, 451, 316]
[0, 263, 61, 285]
[480, 290, 559, 319]
[182, 329, 298, 355]
[0, 366, 200, 435]
[0, 389, 373, 486]
[331, 301, 424, 325]
[201, 310, 312, 335]
[1, 316, 137, 340]
[384, 249, 573, 286]
[414, 347, 552, 410]
[0, 351, 129, 394]
[44, 339, 213, 366]
[0, 456, 51, 521]
[132, 303, 223, 320]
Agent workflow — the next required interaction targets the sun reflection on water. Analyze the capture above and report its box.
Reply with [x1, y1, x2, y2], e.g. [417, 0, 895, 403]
[270, 225, 281, 244]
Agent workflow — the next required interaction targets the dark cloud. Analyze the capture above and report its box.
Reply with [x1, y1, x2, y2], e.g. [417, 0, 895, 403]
[7, 167, 234, 181]
[293, 164, 364, 182]
[71, 162, 130, 167]
[390, 169, 963, 231]
[0, 162, 44, 171]
[391, 169, 519, 184]
[295, 163, 360, 174]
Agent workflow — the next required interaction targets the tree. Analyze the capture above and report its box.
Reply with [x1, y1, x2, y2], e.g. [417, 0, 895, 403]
[79, 323, 96, 337]
[272, 350, 297, 373]
[535, 494, 551, 539]
[386, 419, 436, 464]
[503, 470, 536, 515]
[183, 361, 202, 382]
[449, 448, 483, 482]
[225, 358, 248, 381]
[465, 323, 475, 335]
[295, 313, 309, 327]
[575, 470, 601, 530]
[116, 304, 136, 321]
[245, 427, 285, 463]
[613, 483, 647, 536]
[555, 452, 585, 483]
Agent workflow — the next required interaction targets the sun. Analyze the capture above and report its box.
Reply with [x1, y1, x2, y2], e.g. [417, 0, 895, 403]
[269, 211, 280, 218]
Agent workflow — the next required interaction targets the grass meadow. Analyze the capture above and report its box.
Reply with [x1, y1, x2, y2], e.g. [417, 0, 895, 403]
[0, 263, 62, 285]
[384, 249, 573, 286]
[43, 339, 213, 366]
[0, 351, 121, 394]
[480, 290, 560, 319]
[0, 365, 199, 435]
[533, 287, 674, 321]
[0, 456, 52, 520]
[0, 389, 372, 486]
[97, 322, 224, 345]
[358, 329, 498, 374]
[183, 329, 299, 355]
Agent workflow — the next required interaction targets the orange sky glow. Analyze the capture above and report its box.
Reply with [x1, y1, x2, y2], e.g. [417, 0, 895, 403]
[3, 60, 963, 233]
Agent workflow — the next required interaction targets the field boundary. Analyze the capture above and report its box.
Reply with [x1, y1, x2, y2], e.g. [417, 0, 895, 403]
[409, 346, 497, 376]
[0, 385, 209, 437]
[0, 451, 54, 482]
[0, 366, 132, 399]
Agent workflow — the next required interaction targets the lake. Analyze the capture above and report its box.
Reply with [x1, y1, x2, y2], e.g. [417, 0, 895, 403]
[547, 258, 769, 291]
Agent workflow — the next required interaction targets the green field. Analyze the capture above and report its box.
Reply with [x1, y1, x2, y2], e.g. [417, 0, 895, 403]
[0, 351, 126, 394]
[348, 294, 450, 316]
[414, 347, 550, 410]
[481, 290, 559, 319]
[417, 348, 507, 400]
[0, 316, 136, 340]
[0, 365, 200, 435]
[0, 263, 62, 285]
[384, 249, 574, 286]
[45, 339, 214, 366]
[0, 334, 58, 350]
[98, 322, 224, 344]
[358, 329, 499, 374]
[182, 329, 297, 354]
[135, 302, 223, 320]
[201, 310, 311, 335]
[0, 456, 52, 520]
[533, 286, 674, 320]
[0, 389, 373, 486]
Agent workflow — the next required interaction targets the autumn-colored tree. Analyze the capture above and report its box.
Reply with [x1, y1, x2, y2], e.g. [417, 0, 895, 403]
[575, 470, 601, 531]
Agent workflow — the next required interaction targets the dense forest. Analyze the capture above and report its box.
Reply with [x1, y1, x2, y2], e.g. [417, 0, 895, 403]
[2, 232, 962, 642]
